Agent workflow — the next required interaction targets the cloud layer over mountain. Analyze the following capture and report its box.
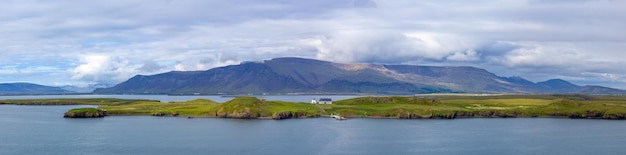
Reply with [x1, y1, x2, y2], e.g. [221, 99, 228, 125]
[0, 0, 624, 88]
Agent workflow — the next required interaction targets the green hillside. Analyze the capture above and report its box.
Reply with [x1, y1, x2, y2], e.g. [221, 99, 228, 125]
[40, 95, 626, 120]
[5, 95, 625, 120]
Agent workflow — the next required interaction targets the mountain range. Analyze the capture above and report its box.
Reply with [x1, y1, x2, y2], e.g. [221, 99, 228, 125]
[0, 83, 74, 95]
[94, 57, 626, 95]
[60, 83, 114, 93]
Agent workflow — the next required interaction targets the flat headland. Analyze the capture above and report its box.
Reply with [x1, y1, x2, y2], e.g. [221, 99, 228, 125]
[2, 94, 626, 120]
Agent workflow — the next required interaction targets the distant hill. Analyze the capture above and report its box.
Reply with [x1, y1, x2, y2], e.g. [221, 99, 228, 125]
[578, 86, 626, 94]
[93, 57, 626, 95]
[536, 79, 582, 93]
[0, 83, 75, 95]
[60, 83, 113, 93]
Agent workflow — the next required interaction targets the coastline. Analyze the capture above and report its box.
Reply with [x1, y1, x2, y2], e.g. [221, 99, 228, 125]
[114, 113, 626, 120]
[3, 95, 626, 120]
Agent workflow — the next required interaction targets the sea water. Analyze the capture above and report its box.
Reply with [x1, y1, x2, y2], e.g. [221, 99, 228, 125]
[1, 104, 626, 155]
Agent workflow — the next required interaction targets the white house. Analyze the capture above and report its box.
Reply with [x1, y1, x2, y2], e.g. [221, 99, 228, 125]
[318, 98, 333, 104]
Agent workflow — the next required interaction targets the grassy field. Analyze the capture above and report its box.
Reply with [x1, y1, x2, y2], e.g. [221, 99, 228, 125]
[99, 97, 320, 119]
[66, 107, 102, 113]
[100, 99, 220, 116]
[5, 94, 626, 119]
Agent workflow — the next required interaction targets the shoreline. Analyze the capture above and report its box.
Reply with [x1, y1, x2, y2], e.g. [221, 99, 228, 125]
[119, 113, 626, 120]
[4, 95, 626, 120]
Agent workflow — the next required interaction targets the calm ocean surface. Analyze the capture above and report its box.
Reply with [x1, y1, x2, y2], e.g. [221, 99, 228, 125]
[2, 95, 626, 154]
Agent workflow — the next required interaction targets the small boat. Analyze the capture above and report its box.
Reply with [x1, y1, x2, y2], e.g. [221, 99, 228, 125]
[330, 114, 347, 120]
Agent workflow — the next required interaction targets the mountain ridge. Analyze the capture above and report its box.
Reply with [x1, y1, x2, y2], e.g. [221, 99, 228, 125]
[93, 57, 626, 95]
[0, 83, 75, 95]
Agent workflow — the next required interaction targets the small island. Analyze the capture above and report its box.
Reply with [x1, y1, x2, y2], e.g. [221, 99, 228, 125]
[64, 108, 107, 118]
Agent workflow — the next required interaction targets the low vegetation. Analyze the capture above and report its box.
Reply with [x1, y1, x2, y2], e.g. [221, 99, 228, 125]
[99, 97, 320, 119]
[5, 94, 626, 120]
[64, 108, 107, 118]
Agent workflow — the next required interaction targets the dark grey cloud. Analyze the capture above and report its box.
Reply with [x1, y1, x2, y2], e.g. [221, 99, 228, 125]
[138, 60, 164, 73]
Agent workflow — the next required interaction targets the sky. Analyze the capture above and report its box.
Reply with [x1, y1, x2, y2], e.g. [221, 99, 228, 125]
[1, 0, 625, 89]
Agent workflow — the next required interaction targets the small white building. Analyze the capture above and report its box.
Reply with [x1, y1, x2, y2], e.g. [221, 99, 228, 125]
[311, 99, 318, 104]
[318, 98, 333, 104]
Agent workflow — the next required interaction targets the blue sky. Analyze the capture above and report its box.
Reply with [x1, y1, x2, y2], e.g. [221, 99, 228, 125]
[1, 0, 625, 88]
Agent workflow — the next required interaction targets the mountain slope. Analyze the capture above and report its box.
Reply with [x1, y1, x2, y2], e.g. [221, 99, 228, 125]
[93, 57, 625, 95]
[536, 79, 582, 93]
[578, 85, 626, 94]
[95, 62, 308, 94]
[0, 83, 74, 95]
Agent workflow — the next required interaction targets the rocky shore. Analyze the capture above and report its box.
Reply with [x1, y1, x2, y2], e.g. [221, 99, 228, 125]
[141, 112, 626, 120]
[355, 111, 626, 120]
[271, 111, 319, 120]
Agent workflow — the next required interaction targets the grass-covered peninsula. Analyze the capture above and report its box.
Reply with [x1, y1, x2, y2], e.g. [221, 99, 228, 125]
[3, 95, 626, 119]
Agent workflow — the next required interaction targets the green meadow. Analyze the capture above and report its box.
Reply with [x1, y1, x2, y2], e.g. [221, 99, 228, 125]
[4, 94, 626, 119]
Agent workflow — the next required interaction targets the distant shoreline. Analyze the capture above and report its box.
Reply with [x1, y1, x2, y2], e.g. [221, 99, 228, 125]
[89, 113, 623, 120]
[3, 94, 626, 120]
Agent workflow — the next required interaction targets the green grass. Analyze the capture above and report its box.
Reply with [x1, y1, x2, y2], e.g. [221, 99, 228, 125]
[211, 97, 320, 118]
[64, 107, 107, 118]
[100, 97, 320, 118]
[7, 95, 626, 119]
[66, 107, 101, 113]
[318, 96, 626, 119]
[100, 99, 220, 115]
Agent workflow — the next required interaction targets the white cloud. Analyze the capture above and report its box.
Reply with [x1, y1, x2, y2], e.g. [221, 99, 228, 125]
[314, 30, 469, 63]
[0, 0, 625, 89]
[71, 55, 138, 83]
[582, 72, 625, 83]
[600, 73, 620, 82]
